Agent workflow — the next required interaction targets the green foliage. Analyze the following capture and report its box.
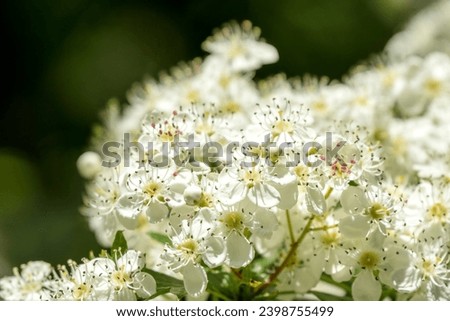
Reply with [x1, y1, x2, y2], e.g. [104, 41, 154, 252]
[148, 232, 172, 246]
[111, 230, 128, 253]
[144, 269, 186, 300]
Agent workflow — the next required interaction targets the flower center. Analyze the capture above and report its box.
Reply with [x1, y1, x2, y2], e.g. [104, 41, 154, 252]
[421, 259, 435, 277]
[221, 101, 240, 114]
[424, 78, 442, 95]
[331, 160, 352, 178]
[353, 95, 368, 106]
[293, 164, 309, 182]
[428, 202, 447, 221]
[186, 90, 200, 103]
[20, 281, 42, 294]
[320, 231, 340, 247]
[143, 181, 162, 198]
[272, 120, 294, 137]
[312, 100, 327, 112]
[221, 211, 244, 231]
[111, 266, 133, 290]
[243, 169, 261, 188]
[195, 122, 215, 136]
[178, 238, 199, 254]
[158, 123, 181, 142]
[197, 192, 213, 208]
[72, 283, 91, 301]
[367, 203, 390, 220]
[358, 251, 380, 270]
[228, 41, 245, 58]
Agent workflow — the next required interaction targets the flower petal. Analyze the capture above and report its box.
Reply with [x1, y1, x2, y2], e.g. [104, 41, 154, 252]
[252, 208, 278, 238]
[226, 231, 255, 268]
[276, 180, 299, 210]
[247, 183, 280, 208]
[340, 186, 369, 215]
[339, 215, 370, 239]
[352, 270, 381, 301]
[133, 272, 157, 299]
[181, 262, 207, 297]
[306, 186, 326, 215]
[203, 236, 227, 268]
[146, 202, 169, 223]
[117, 250, 145, 273]
[116, 193, 143, 220]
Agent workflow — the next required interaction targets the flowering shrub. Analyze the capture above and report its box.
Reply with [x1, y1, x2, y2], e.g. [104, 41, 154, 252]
[2, 0, 450, 301]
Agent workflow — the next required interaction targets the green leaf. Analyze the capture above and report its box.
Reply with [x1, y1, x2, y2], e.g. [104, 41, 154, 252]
[144, 268, 186, 299]
[207, 269, 239, 300]
[111, 230, 128, 253]
[310, 291, 352, 301]
[148, 232, 172, 246]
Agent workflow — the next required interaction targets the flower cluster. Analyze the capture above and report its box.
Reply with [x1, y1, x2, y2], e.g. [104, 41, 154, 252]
[2, 1, 450, 301]
[0, 250, 156, 300]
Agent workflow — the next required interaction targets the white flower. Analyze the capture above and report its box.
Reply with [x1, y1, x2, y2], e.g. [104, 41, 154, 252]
[214, 203, 277, 268]
[218, 163, 281, 208]
[392, 229, 450, 300]
[81, 167, 121, 217]
[339, 231, 411, 301]
[162, 214, 226, 296]
[117, 161, 178, 226]
[340, 184, 403, 237]
[0, 261, 54, 300]
[94, 250, 157, 300]
[202, 20, 278, 72]
[77, 151, 103, 179]
[253, 99, 311, 145]
[56, 260, 110, 301]
[385, 0, 450, 58]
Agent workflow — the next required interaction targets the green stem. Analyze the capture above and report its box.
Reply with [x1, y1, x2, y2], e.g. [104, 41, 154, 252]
[231, 268, 243, 280]
[285, 209, 295, 245]
[208, 290, 232, 301]
[253, 215, 314, 297]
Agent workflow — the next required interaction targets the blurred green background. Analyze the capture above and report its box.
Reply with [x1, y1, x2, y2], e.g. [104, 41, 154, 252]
[0, 0, 431, 275]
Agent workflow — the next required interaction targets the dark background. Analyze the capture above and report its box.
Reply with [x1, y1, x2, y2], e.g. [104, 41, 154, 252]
[0, 0, 430, 275]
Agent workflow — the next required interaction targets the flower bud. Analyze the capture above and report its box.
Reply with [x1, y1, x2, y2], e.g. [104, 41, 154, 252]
[77, 151, 102, 179]
[183, 185, 203, 206]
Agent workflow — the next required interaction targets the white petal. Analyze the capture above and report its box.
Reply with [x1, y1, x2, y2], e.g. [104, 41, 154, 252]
[352, 270, 381, 301]
[203, 236, 227, 268]
[167, 182, 188, 207]
[252, 208, 278, 238]
[340, 186, 369, 215]
[146, 202, 169, 223]
[114, 288, 136, 301]
[247, 183, 280, 208]
[385, 247, 412, 269]
[89, 258, 116, 276]
[227, 231, 255, 268]
[293, 267, 321, 293]
[219, 181, 247, 205]
[306, 186, 326, 215]
[191, 216, 214, 240]
[339, 215, 370, 239]
[331, 266, 353, 283]
[391, 267, 421, 292]
[181, 263, 207, 297]
[133, 272, 157, 298]
[276, 180, 298, 210]
[117, 250, 145, 273]
[116, 193, 143, 219]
